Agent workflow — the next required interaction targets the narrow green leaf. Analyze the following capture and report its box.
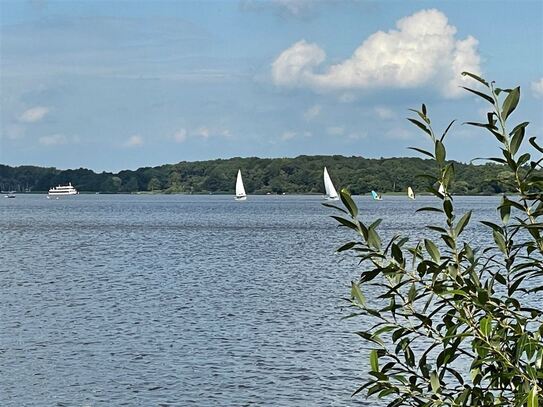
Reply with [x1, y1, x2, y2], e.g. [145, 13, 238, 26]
[416, 207, 443, 213]
[430, 371, 440, 393]
[337, 241, 357, 252]
[435, 140, 446, 163]
[502, 86, 520, 120]
[322, 202, 348, 214]
[331, 215, 359, 231]
[529, 136, 543, 153]
[351, 281, 366, 306]
[480, 316, 492, 337]
[407, 118, 431, 135]
[461, 86, 495, 104]
[340, 188, 358, 218]
[509, 123, 525, 156]
[408, 147, 434, 158]
[499, 198, 511, 224]
[440, 120, 455, 142]
[442, 163, 454, 187]
[528, 385, 538, 407]
[424, 239, 440, 262]
[480, 220, 503, 233]
[454, 211, 472, 237]
[461, 71, 489, 87]
[492, 230, 507, 254]
[370, 349, 379, 372]
[367, 228, 381, 250]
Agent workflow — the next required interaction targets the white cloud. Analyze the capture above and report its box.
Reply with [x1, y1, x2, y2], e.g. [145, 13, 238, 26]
[272, 40, 325, 87]
[281, 131, 297, 140]
[272, 9, 481, 98]
[170, 127, 232, 143]
[374, 106, 396, 120]
[196, 127, 210, 139]
[39, 134, 66, 145]
[172, 129, 188, 143]
[532, 78, 543, 98]
[326, 126, 345, 136]
[124, 135, 144, 147]
[19, 106, 49, 123]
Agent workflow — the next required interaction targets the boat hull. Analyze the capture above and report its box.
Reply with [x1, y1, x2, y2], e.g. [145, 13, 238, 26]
[235, 196, 247, 201]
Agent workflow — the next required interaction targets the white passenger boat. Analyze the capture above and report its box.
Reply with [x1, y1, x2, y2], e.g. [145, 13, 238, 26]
[48, 182, 78, 197]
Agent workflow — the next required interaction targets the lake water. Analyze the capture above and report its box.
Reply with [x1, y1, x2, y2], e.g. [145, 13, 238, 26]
[0, 194, 502, 406]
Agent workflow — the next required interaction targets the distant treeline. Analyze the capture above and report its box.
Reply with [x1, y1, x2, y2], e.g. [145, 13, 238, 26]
[0, 155, 531, 194]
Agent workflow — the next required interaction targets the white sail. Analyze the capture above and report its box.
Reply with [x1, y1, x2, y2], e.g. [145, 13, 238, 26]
[235, 170, 247, 200]
[323, 167, 339, 200]
[438, 183, 446, 195]
[407, 186, 415, 200]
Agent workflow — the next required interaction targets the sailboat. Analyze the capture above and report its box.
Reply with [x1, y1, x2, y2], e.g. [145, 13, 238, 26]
[407, 186, 416, 200]
[371, 190, 382, 200]
[438, 183, 446, 195]
[235, 170, 247, 201]
[323, 167, 339, 200]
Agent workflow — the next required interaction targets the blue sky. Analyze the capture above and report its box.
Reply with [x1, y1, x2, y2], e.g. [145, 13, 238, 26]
[1, 0, 542, 172]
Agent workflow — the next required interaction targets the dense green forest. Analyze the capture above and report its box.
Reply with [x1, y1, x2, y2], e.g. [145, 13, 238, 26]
[0, 155, 530, 194]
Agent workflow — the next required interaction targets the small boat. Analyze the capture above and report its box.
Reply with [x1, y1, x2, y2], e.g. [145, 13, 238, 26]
[407, 186, 415, 200]
[235, 170, 247, 201]
[48, 182, 78, 197]
[371, 190, 382, 200]
[438, 183, 446, 195]
[4, 192, 15, 198]
[323, 167, 339, 200]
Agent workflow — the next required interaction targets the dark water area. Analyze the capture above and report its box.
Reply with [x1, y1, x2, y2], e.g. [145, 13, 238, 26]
[0, 194, 502, 406]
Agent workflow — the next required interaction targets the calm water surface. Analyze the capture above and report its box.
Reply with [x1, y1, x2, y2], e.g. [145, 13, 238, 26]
[0, 194, 501, 406]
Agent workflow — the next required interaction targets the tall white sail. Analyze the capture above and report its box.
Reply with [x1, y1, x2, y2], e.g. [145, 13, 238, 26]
[407, 186, 415, 200]
[438, 183, 446, 195]
[323, 167, 339, 200]
[235, 170, 247, 200]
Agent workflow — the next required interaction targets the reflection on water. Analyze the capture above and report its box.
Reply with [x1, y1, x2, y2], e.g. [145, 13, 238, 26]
[0, 194, 500, 406]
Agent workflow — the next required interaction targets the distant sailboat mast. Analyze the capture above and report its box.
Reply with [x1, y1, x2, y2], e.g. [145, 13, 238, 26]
[235, 170, 247, 200]
[323, 167, 339, 200]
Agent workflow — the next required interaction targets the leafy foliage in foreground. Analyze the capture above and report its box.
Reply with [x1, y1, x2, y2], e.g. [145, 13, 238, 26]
[1, 155, 539, 195]
[329, 74, 543, 406]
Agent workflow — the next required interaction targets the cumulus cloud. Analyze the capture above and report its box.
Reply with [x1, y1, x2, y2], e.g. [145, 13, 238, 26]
[19, 106, 49, 123]
[272, 9, 481, 98]
[532, 78, 543, 98]
[39, 134, 66, 145]
[303, 104, 321, 120]
[124, 135, 144, 147]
